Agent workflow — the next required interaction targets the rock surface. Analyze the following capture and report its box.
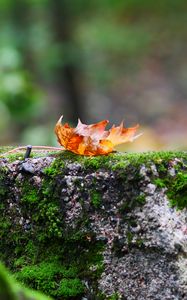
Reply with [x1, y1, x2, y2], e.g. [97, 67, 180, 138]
[0, 150, 187, 299]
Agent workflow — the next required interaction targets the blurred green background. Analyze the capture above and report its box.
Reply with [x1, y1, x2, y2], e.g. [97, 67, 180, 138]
[0, 0, 187, 151]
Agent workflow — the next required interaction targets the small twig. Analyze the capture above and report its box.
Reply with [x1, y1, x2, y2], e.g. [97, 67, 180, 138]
[0, 145, 64, 158]
[24, 145, 32, 159]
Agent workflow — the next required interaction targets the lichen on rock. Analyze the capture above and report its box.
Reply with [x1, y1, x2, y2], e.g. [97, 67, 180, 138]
[0, 150, 187, 299]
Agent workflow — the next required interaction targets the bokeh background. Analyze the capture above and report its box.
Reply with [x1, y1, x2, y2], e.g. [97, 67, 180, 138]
[0, 0, 187, 151]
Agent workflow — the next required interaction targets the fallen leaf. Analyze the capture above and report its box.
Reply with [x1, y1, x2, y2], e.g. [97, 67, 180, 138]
[55, 116, 141, 156]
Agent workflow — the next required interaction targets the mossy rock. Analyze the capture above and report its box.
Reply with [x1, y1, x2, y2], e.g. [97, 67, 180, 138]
[0, 149, 187, 299]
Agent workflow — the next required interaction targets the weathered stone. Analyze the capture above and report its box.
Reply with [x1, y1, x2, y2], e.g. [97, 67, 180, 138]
[0, 150, 187, 299]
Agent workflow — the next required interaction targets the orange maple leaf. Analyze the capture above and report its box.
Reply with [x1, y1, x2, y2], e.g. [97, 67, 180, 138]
[55, 116, 141, 156]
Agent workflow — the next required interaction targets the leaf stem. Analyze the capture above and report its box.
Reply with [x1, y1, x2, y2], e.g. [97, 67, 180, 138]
[0, 146, 64, 158]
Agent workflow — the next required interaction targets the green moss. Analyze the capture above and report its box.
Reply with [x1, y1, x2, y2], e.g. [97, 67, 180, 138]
[108, 293, 120, 300]
[153, 178, 166, 188]
[0, 146, 14, 155]
[0, 262, 52, 300]
[13, 237, 105, 298]
[37, 201, 62, 239]
[15, 261, 83, 297]
[57, 278, 84, 297]
[0, 149, 25, 162]
[136, 238, 145, 248]
[0, 170, 12, 243]
[44, 159, 65, 177]
[127, 231, 134, 245]
[40, 150, 187, 178]
[83, 154, 113, 170]
[0, 185, 6, 197]
[0, 169, 8, 197]
[145, 155, 187, 210]
[109, 151, 187, 170]
[136, 193, 146, 204]
[18, 179, 63, 239]
[0, 218, 11, 231]
[167, 172, 187, 210]
[21, 188, 38, 203]
[97, 291, 121, 300]
[91, 191, 102, 208]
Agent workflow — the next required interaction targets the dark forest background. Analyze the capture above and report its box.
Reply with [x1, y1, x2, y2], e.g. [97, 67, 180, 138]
[0, 0, 187, 151]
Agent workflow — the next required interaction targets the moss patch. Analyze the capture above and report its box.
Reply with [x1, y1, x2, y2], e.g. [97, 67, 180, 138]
[0, 262, 52, 300]
[90, 191, 102, 208]
[15, 261, 83, 297]
[149, 154, 187, 210]
[167, 172, 187, 209]
[153, 178, 166, 188]
[52, 150, 187, 171]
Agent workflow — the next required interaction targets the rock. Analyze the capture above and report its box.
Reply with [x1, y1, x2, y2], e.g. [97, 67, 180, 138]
[0, 150, 187, 299]
[144, 183, 157, 194]
[21, 161, 35, 174]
